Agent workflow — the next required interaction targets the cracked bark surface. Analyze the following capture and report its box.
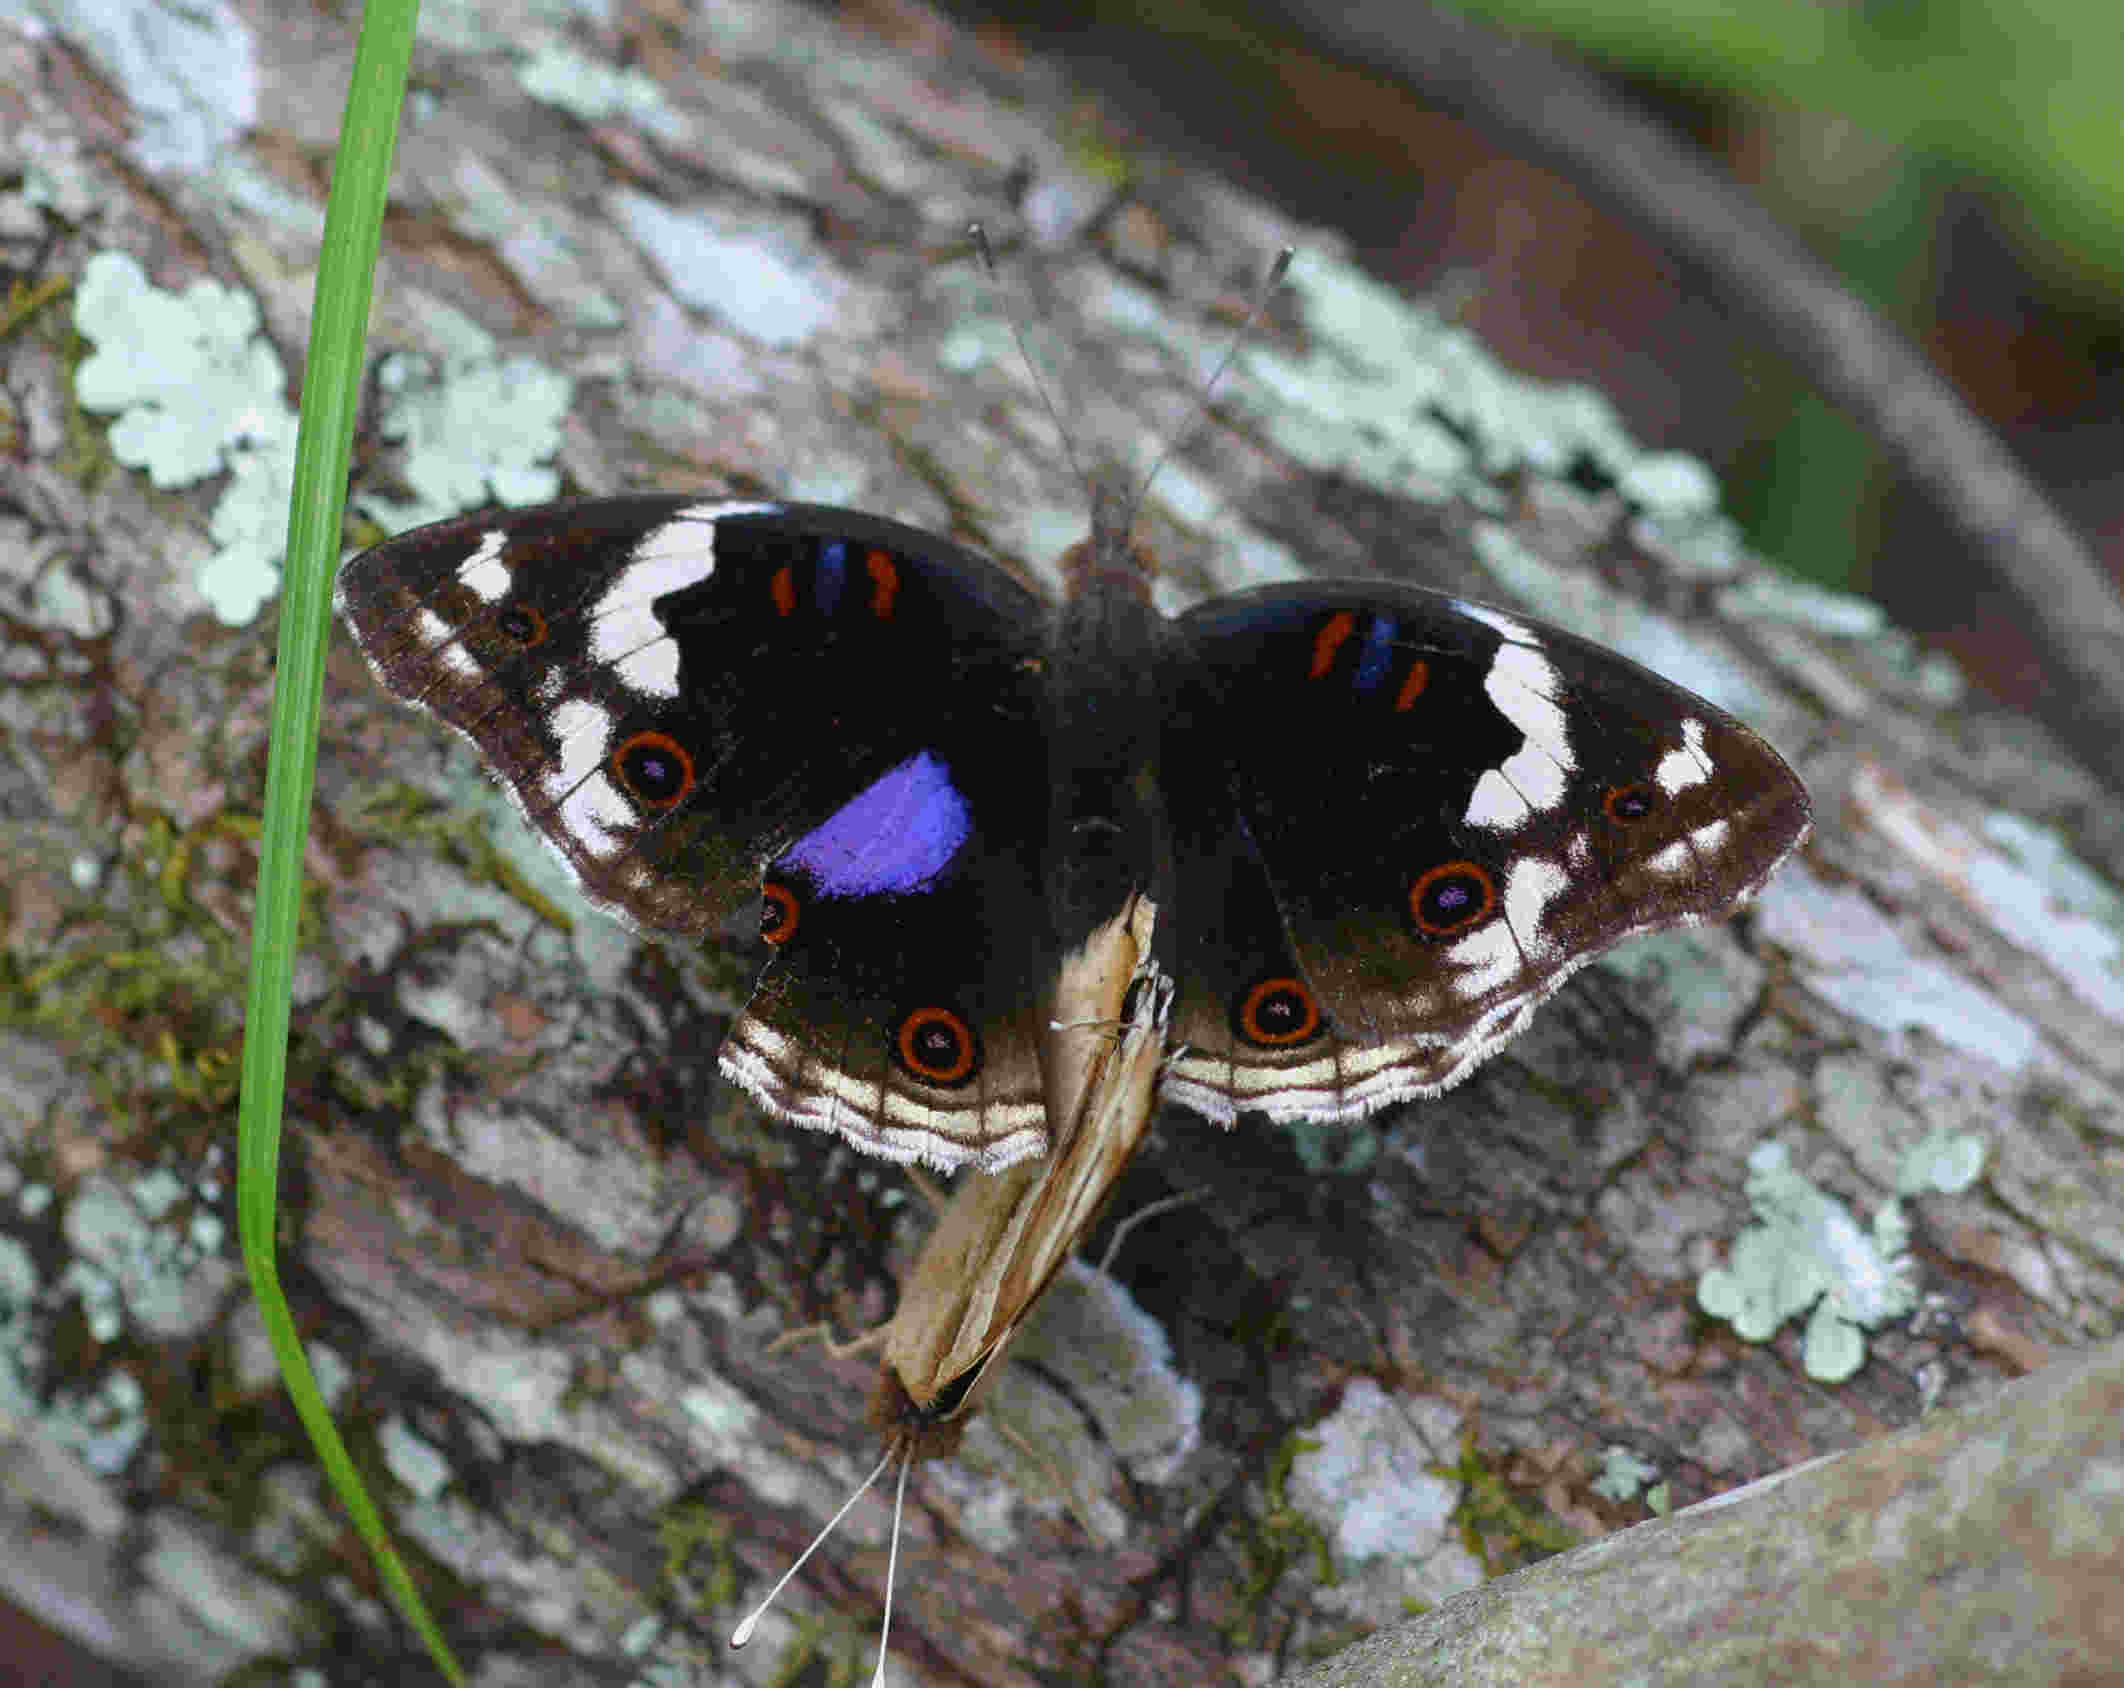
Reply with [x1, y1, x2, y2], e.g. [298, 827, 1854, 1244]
[0, 1, 2117, 1683]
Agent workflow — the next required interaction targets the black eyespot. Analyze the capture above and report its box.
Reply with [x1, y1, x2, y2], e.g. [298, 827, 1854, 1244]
[1235, 975, 1322, 1048]
[895, 1006, 979, 1086]
[759, 880, 800, 946]
[1604, 784, 1657, 822]
[496, 603, 547, 647]
[1408, 861, 1497, 938]
[611, 730, 694, 809]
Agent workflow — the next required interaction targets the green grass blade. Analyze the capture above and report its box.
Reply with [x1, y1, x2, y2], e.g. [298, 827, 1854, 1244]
[233, 0, 464, 1679]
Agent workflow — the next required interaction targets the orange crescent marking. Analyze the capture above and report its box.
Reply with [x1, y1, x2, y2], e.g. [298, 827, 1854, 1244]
[1309, 611, 1356, 678]
[770, 566, 797, 617]
[760, 881, 800, 945]
[1395, 657, 1430, 712]
[866, 549, 899, 618]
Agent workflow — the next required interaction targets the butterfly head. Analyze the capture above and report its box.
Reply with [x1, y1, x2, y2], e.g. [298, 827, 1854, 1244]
[1056, 480, 1159, 605]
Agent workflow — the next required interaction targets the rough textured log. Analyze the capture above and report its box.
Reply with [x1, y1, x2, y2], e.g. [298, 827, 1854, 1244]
[1281, 1333, 2124, 1685]
[0, 0, 2116, 1684]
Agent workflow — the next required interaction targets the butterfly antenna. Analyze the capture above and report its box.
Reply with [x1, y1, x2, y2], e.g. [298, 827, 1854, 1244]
[1124, 246, 1295, 530]
[730, 1443, 899, 1649]
[868, 1451, 913, 1687]
[967, 222, 1096, 507]
[989, 1407, 1106, 1540]
[1097, 1186, 1207, 1273]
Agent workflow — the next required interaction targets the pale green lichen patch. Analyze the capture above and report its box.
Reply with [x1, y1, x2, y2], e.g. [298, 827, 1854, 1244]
[1632, 504, 1753, 581]
[609, 192, 848, 347]
[73, 250, 296, 622]
[358, 348, 572, 534]
[428, 153, 624, 330]
[816, 98, 928, 196]
[0, 1222, 152, 1475]
[1897, 1129, 1987, 1196]
[1284, 1117, 1380, 1176]
[413, 1087, 675, 1258]
[1000, 504, 1097, 580]
[60, 1168, 236, 1340]
[55, 1369, 150, 1476]
[456, 775, 639, 994]
[379, 1414, 452, 1501]
[936, 314, 1016, 376]
[1591, 1444, 1661, 1503]
[1241, 256, 1638, 501]
[519, 39, 678, 134]
[1753, 862, 2040, 1072]
[0, 1232, 34, 1305]
[780, 456, 875, 508]
[1813, 1054, 1928, 1189]
[1289, 1382, 1464, 1562]
[1697, 1140, 1918, 1383]
[1972, 811, 2124, 1023]
[1132, 458, 1305, 599]
[953, 1259, 1201, 1545]
[142, 1512, 305, 1654]
[1004, 1258, 1201, 1485]
[1716, 572, 1887, 639]
[1283, 1382, 1487, 1626]
[1600, 927, 1766, 1069]
[24, 0, 258, 175]
[1593, 1447, 1672, 1514]
[1616, 452, 1720, 518]
[1472, 521, 1782, 722]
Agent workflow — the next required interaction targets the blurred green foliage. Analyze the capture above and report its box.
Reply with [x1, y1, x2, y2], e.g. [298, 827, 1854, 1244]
[1446, 0, 2124, 594]
[1449, 0, 2124, 297]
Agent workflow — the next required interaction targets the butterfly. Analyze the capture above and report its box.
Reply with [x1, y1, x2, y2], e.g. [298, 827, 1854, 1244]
[338, 493, 1810, 1172]
[337, 464, 1811, 1668]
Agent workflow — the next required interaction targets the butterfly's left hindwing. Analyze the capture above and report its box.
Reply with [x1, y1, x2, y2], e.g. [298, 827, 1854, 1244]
[1161, 581, 1811, 1125]
[338, 497, 1058, 1169]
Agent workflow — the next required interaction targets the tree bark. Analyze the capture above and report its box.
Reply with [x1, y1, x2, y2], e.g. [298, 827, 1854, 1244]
[1279, 1333, 2124, 1687]
[0, 2, 2116, 1685]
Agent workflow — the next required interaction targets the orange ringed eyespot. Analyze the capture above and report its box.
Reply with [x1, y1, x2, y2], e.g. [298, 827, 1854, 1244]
[1408, 860, 1496, 938]
[759, 881, 800, 945]
[865, 549, 899, 618]
[896, 1006, 978, 1086]
[611, 730, 694, 809]
[770, 566, 797, 617]
[1236, 976, 1321, 1048]
[1605, 784, 1656, 822]
[496, 603, 547, 647]
[1309, 611, 1357, 679]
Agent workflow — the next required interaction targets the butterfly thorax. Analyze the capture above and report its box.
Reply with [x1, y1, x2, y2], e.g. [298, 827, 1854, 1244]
[1042, 532, 1175, 952]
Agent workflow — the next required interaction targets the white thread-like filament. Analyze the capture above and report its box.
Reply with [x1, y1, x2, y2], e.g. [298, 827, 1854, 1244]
[729, 1443, 898, 1648]
[871, 1454, 913, 1687]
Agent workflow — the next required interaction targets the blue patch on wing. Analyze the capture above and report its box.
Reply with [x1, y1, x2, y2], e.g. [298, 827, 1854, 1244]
[1354, 614, 1396, 692]
[816, 539, 847, 614]
[781, 751, 971, 896]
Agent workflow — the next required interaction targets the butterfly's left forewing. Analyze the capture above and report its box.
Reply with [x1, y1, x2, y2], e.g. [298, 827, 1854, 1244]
[339, 497, 1061, 1168]
[1161, 581, 1811, 1125]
